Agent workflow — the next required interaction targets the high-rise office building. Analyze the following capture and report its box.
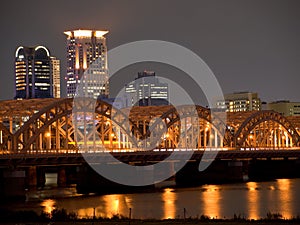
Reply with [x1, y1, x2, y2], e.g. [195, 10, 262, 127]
[216, 92, 261, 112]
[50, 56, 61, 98]
[124, 71, 169, 107]
[64, 29, 109, 98]
[15, 45, 59, 99]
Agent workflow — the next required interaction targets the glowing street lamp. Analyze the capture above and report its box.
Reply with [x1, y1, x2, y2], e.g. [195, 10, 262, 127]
[45, 132, 51, 138]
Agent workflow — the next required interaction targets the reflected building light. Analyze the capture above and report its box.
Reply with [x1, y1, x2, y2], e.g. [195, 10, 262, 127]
[246, 182, 259, 220]
[102, 194, 131, 218]
[162, 188, 176, 219]
[113, 199, 119, 215]
[277, 179, 292, 219]
[202, 185, 220, 219]
[41, 199, 56, 215]
[77, 207, 94, 219]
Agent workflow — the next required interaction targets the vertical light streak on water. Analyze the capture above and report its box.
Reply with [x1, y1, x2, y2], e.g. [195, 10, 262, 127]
[162, 188, 176, 219]
[201, 185, 221, 219]
[277, 179, 292, 219]
[246, 182, 259, 220]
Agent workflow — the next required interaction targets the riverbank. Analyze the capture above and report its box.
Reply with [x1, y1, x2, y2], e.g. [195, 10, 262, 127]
[1, 208, 300, 225]
[2, 220, 300, 225]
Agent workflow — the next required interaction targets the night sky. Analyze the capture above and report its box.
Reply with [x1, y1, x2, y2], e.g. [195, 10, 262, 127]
[1, 0, 300, 103]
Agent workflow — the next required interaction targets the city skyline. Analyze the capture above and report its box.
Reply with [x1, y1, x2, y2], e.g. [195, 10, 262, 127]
[1, 0, 300, 220]
[1, 0, 300, 103]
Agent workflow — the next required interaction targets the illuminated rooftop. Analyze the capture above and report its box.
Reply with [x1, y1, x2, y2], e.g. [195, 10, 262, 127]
[64, 29, 109, 38]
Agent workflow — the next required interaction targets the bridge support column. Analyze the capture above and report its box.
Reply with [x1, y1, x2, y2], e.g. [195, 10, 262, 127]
[154, 161, 176, 188]
[76, 164, 155, 194]
[57, 167, 67, 187]
[1, 170, 26, 200]
[37, 167, 45, 187]
[175, 160, 245, 185]
[27, 166, 37, 188]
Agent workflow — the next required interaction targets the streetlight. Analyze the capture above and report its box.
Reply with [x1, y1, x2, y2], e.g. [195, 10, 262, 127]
[45, 132, 51, 138]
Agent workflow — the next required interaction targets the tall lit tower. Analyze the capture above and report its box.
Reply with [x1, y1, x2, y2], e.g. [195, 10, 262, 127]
[64, 29, 109, 98]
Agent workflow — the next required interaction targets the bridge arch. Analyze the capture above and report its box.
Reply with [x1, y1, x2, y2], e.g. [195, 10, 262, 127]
[0, 122, 13, 150]
[145, 105, 230, 149]
[13, 98, 142, 152]
[234, 110, 300, 148]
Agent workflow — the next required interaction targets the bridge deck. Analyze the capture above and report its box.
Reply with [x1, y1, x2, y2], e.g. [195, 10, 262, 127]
[1, 149, 300, 167]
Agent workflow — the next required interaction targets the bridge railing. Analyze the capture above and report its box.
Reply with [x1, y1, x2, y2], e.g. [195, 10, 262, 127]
[1, 147, 300, 156]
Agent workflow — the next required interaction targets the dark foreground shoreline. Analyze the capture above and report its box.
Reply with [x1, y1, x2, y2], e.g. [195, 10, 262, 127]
[1, 220, 300, 225]
[2, 209, 300, 225]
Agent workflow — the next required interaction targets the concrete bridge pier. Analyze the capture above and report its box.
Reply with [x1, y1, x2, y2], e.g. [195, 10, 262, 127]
[25, 166, 45, 189]
[248, 159, 300, 180]
[175, 160, 246, 186]
[57, 167, 67, 187]
[76, 164, 155, 194]
[27, 166, 37, 188]
[154, 161, 176, 188]
[0, 169, 26, 200]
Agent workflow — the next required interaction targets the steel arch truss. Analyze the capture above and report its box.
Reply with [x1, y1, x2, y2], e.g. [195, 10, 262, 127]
[149, 105, 229, 149]
[72, 98, 142, 151]
[12, 98, 143, 152]
[0, 97, 300, 152]
[235, 111, 300, 148]
[13, 98, 74, 152]
[0, 122, 12, 150]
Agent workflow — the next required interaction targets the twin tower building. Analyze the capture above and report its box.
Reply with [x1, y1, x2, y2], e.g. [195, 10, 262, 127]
[15, 29, 109, 100]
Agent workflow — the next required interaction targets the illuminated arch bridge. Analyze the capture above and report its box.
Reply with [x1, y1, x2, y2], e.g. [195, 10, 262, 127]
[0, 98, 299, 153]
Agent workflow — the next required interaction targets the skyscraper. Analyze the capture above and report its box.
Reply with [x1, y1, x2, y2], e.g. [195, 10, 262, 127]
[15, 45, 58, 99]
[124, 71, 169, 107]
[50, 56, 61, 98]
[64, 29, 109, 98]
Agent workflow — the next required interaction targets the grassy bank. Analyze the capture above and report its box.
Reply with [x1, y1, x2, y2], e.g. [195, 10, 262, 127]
[2, 220, 300, 225]
[1, 208, 300, 225]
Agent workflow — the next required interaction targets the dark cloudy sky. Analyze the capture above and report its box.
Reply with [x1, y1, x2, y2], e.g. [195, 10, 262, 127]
[1, 0, 300, 102]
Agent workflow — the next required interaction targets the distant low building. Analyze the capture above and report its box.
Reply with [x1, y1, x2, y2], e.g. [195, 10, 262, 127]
[124, 71, 169, 107]
[216, 91, 261, 112]
[268, 100, 300, 116]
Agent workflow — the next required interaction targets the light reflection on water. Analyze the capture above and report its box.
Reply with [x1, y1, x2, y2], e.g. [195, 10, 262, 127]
[163, 188, 176, 219]
[246, 182, 259, 220]
[38, 178, 300, 220]
[201, 185, 220, 219]
[277, 179, 292, 219]
[40, 199, 56, 214]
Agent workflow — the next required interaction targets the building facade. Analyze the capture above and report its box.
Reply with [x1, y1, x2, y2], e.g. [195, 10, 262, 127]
[216, 92, 261, 112]
[15, 46, 59, 99]
[124, 71, 169, 107]
[64, 29, 109, 99]
[268, 101, 300, 116]
[50, 57, 61, 98]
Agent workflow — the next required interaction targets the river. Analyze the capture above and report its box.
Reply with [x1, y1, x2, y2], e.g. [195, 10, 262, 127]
[3, 178, 300, 220]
